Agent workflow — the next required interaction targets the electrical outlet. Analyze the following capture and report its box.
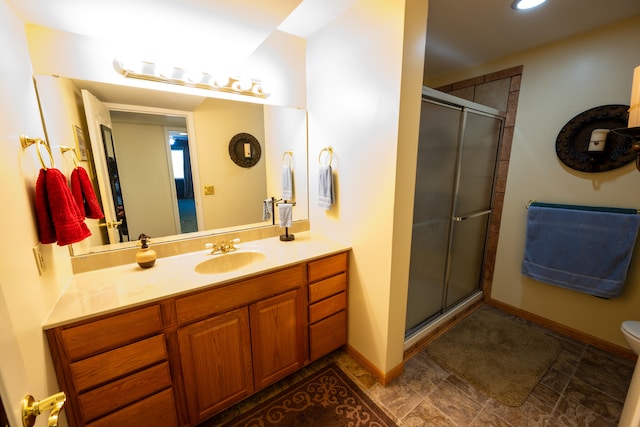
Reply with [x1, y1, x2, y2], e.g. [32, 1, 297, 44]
[33, 244, 46, 275]
[204, 185, 215, 195]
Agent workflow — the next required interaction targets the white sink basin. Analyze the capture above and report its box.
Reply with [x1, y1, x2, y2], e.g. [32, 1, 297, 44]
[194, 251, 266, 274]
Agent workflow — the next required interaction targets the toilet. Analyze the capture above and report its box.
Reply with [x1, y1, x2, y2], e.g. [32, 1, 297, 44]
[621, 320, 640, 355]
[619, 320, 640, 427]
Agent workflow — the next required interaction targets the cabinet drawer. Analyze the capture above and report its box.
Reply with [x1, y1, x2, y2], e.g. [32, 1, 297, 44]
[308, 252, 347, 283]
[176, 265, 303, 324]
[61, 305, 163, 360]
[310, 311, 347, 361]
[86, 388, 178, 427]
[70, 335, 167, 393]
[78, 362, 172, 422]
[309, 292, 346, 324]
[309, 273, 346, 303]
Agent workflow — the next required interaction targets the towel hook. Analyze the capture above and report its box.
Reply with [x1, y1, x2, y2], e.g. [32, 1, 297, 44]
[282, 150, 293, 166]
[21, 134, 54, 170]
[59, 146, 79, 168]
[318, 147, 333, 166]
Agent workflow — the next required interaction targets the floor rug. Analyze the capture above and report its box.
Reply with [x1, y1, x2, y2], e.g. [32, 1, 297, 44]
[223, 363, 397, 426]
[427, 308, 561, 407]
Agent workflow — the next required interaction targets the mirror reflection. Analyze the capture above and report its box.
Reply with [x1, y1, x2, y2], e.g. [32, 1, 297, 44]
[34, 74, 309, 255]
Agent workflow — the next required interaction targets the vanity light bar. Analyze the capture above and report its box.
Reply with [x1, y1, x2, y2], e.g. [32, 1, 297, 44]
[113, 58, 270, 98]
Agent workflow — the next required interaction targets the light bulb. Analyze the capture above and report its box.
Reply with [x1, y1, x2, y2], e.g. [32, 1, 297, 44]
[157, 64, 185, 80]
[251, 84, 264, 96]
[140, 61, 157, 76]
[186, 70, 205, 84]
[210, 74, 230, 88]
[118, 57, 143, 74]
[232, 77, 253, 92]
[511, 0, 546, 10]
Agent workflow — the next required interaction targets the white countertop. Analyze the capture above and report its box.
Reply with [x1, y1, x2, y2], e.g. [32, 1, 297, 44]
[44, 232, 350, 329]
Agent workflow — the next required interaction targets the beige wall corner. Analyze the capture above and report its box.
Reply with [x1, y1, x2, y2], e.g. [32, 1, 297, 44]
[307, 0, 427, 375]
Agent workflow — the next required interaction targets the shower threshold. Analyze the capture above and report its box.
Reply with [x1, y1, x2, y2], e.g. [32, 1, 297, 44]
[403, 290, 483, 352]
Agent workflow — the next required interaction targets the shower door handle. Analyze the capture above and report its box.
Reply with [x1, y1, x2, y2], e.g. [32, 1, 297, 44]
[453, 209, 492, 222]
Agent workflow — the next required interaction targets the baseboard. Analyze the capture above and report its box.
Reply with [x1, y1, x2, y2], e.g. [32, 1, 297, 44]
[344, 344, 404, 386]
[488, 299, 637, 362]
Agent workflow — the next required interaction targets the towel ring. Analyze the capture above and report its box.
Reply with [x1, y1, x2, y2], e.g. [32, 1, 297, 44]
[20, 135, 54, 170]
[318, 147, 333, 166]
[59, 146, 79, 168]
[282, 150, 293, 166]
[36, 140, 55, 170]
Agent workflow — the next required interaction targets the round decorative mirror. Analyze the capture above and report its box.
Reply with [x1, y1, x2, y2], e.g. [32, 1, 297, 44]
[555, 104, 633, 172]
[229, 133, 261, 168]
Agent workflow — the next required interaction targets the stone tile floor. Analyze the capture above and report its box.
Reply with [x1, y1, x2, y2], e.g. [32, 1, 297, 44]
[203, 307, 636, 426]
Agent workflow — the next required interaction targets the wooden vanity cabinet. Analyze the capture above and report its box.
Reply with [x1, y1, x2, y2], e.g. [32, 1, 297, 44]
[308, 252, 348, 361]
[45, 305, 178, 427]
[175, 265, 305, 425]
[46, 251, 348, 427]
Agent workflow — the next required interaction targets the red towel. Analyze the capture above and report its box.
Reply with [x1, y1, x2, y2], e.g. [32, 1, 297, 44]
[71, 166, 104, 219]
[35, 169, 56, 244]
[35, 168, 91, 246]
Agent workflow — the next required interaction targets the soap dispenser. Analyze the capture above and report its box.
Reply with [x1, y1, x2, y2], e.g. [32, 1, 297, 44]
[136, 234, 156, 268]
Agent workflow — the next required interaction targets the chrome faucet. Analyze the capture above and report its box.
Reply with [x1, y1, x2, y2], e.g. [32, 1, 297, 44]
[207, 238, 240, 255]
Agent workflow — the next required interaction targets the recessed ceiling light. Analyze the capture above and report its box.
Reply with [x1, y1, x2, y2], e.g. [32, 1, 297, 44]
[511, 0, 547, 10]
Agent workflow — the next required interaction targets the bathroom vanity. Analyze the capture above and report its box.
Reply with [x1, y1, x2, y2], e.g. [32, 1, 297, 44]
[43, 233, 349, 427]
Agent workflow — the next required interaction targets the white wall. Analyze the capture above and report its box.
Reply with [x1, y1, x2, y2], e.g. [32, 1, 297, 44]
[263, 106, 309, 221]
[0, 2, 72, 425]
[430, 16, 640, 348]
[307, 0, 427, 374]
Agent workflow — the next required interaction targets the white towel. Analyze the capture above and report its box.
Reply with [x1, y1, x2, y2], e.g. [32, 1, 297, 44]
[318, 165, 334, 210]
[262, 198, 272, 221]
[278, 203, 293, 228]
[282, 164, 293, 200]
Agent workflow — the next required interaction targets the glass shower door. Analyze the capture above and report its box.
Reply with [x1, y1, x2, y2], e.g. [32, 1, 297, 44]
[405, 96, 502, 336]
[446, 110, 501, 308]
[405, 100, 462, 332]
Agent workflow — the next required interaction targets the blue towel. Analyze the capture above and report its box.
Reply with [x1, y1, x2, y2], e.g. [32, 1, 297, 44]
[282, 164, 293, 200]
[318, 165, 334, 210]
[521, 205, 640, 298]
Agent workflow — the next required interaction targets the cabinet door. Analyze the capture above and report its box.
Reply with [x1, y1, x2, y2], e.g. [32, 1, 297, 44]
[250, 289, 305, 390]
[178, 307, 253, 424]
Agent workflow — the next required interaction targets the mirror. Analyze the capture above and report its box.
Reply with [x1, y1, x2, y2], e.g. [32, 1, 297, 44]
[34, 74, 309, 256]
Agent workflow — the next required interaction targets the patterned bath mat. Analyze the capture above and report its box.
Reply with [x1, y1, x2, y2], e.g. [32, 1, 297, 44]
[427, 308, 561, 406]
[222, 363, 397, 426]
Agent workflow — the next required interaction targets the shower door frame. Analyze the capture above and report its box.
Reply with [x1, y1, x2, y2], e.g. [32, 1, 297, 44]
[405, 87, 505, 344]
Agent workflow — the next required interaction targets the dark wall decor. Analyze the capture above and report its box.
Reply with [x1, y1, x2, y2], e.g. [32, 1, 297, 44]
[555, 104, 633, 172]
[228, 132, 261, 168]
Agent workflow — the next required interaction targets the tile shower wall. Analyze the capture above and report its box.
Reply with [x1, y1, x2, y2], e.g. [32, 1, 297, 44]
[434, 65, 523, 300]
